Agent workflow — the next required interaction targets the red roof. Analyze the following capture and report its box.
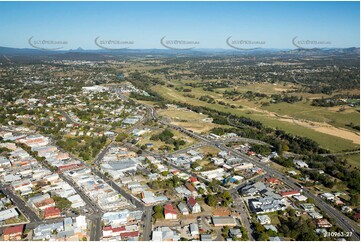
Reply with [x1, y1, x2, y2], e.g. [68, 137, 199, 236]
[121, 231, 139, 239]
[185, 183, 197, 192]
[355, 213, 360, 220]
[4, 225, 24, 235]
[164, 203, 178, 215]
[188, 196, 198, 207]
[280, 190, 301, 197]
[112, 226, 126, 232]
[58, 164, 82, 172]
[44, 206, 61, 218]
[103, 226, 112, 231]
[189, 177, 198, 183]
[266, 177, 280, 184]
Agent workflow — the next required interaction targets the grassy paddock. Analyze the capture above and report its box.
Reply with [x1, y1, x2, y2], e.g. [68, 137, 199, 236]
[153, 85, 359, 152]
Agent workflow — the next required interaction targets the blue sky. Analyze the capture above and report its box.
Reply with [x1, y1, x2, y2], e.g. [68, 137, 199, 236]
[0, 1, 359, 49]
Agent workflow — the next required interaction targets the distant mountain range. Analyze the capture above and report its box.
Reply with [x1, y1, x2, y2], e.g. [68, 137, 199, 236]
[0, 46, 359, 62]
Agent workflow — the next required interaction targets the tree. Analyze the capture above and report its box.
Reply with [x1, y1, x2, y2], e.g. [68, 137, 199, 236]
[205, 195, 217, 207]
[53, 196, 71, 210]
[154, 205, 163, 213]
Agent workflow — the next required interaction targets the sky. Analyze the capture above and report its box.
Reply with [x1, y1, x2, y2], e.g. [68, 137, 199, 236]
[0, 1, 359, 50]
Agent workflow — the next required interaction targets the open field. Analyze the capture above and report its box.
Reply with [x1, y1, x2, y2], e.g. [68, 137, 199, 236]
[158, 106, 229, 133]
[198, 145, 221, 156]
[172, 80, 360, 131]
[152, 85, 359, 152]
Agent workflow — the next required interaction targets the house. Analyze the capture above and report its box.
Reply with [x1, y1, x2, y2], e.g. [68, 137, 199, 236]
[309, 212, 323, 219]
[301, 203, 315, 212]
[175, 186, 192, 197]
[320, 193, 335, 201]
[342, 206, 353, 213]
[190, 223, 199, 237]
[185, 183, 198, 197]
[177, 202, 189, 215]
[257, 215, 271, 225]
[44, 207, 61, 219]
[211, 157, 225, 166]
[266, 177, 280, 185]
[3, 225, 24, 241]
[218, 151, 228, 158]
[335, 199, 344, 206]
[187, 197, 201, 214]
[293, 195, 308, 202]
[229, 228, 242, 238]
[189, 177, 198, 184]
[264, 225, 278, 233]
[293, 160, 308, 169]
[34, 198, 56, 211]
[288, 170, 297, 176]
[279, 190, 301, 198]
[164, 203, 178, 220]
[316, 219, 332, 228]
[212, 216, 237, 227]
[151, 227, 180, 241]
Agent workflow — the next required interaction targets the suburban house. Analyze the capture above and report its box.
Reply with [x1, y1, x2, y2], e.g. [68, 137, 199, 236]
[164, 203, 178, 220]
[320, 193, 335, 202]
[185, 183, 198, 197]
[187, 197, 201, 214]
[177, 202, 189, 215]
[279, 190, 301, 198]
[266, 177, 280, 185]
[3, 225, 24, 241]
[44, 206, 61, 219]
[257, 215, 271, 225]
[293, 160, 309, 169]
[316, 219, 332, 228]
[190, 223, 199, 237]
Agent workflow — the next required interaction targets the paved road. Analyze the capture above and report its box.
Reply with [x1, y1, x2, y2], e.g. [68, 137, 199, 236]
[1, 185, 41, 223]
[90, 168, 154, 241]
[92, 141, 114, 164]
[90, 217, 102, 241]
[230, 190, 255, 241]
[142, 207, 153, 240]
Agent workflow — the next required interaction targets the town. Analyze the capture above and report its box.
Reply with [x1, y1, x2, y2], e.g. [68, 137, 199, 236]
[0, 51, 359, 241]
